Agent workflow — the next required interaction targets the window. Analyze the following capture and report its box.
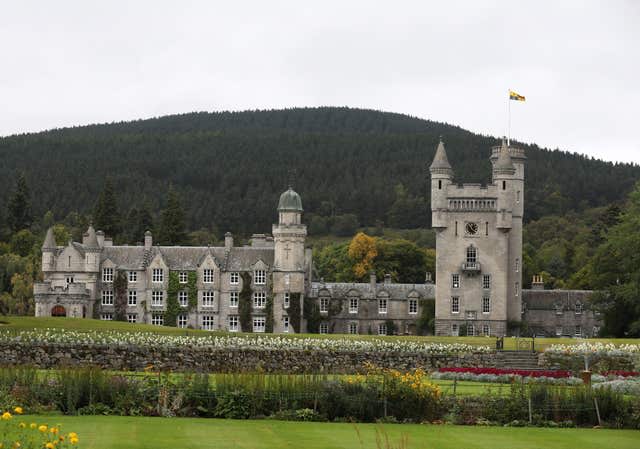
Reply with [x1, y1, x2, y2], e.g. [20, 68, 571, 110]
[101, 290, 114, 306]
[203, 269, 215, 283]
[378, 323, 387, 336]
[202, 315, 215, 331]
[515, 258, 520, 273]
[466, 311, 477, 320]
[466, 246, 477, 264]
[575, 325, 582, 337]
[555, 326, 563, 336]
[179, 271, 188, 284]
[100, 313, 113, 321]
[408, 299, 418, 314]
[102, 268, 113, 283]
[128, 271, 137, 283]
[177, 314, 188, 328]
[485, 221, 489, 236]
[128, 290, 137, 306]
[178, 291, 188, 307]
[228, 315, 239, 332]
[284, 292, 290, 308]
[229, 292, 239, 308]
[253, 292, 266, 308]
[515, 282, 519, 297]
[516, 190, 521, 203]
[320, 297, 329, 313]
[349, 298, 359, 313]
[451, 323, 459, 336]
[438, 180, 442, 189]
[152, 268, 164, 283]
[348, 322, 358, 334]
[319, 323, 328, 334]
[452, 274, 460, 289]
[451, 297, 460, 314]
[65, 276, 74, 285]
[482, 296, 490, 314]
[127, 313, 137, 323]
[202, 291, 215, 308]
[467, 323, 475, 336]
[482, 324, 490, 336]
[253, 317, 266, 333]
[230, 272, 239, 285]
[575, 302, 583, 315]
[482, 274, 491, 289]
[151, 291, 164, 307]
[592, 325, 600, 336]
[502, 180, 506, 190]
[151, 313, 164, 326]
[378, 298, 387, 314]
[254, 270, 266, 285]
[283, 316, 290, 333]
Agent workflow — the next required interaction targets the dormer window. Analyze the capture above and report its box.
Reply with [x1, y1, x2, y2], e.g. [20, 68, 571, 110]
[102, 268, 113, 283]
[152, 268, 164, 283]
[254, 270, 266, 285]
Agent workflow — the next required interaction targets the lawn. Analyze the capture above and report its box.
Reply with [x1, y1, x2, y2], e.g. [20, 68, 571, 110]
[1, 316, 639, 351]
[14, 415, 640, 449]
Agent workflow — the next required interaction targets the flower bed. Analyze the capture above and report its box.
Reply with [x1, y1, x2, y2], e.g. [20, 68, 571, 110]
[544, 342, 640, 372]
[0, 329, 492, 354]
[438, 367, 572, 378]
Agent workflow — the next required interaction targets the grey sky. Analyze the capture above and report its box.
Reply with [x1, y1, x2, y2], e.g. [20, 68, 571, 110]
[2, 1, 639, 163]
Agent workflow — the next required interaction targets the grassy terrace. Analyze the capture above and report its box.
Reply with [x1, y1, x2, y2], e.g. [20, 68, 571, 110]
[1, 316, 639, 351]
[17, 416, 640, 449]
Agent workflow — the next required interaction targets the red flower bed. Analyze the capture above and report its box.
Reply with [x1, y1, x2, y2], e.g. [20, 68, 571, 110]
[602, 370, 640, 377]
[438, 367, 572, 378]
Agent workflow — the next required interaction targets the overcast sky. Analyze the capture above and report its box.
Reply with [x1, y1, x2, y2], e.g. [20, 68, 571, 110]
[2, 1, 639, 163]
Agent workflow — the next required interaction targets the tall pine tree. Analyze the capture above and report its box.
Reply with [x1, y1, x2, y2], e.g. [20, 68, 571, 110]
[159, 187, 187, 245]
[93, 179, 121, 239]
[7, 173, 32, 232]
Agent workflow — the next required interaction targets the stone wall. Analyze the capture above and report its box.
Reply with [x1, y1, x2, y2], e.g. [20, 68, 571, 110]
[0, 343, 498, 374]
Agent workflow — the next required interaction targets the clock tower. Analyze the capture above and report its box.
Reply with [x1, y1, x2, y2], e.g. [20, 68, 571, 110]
[430, 138, 525, 336]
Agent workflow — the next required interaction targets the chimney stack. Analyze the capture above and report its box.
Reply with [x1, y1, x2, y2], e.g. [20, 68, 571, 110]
[369, 271, 377, 289]
[384, 273, 392, 284]
[225, 232, 234, 249]
[425, 272, 433, 284]
[532, 275, 544, 290]
[96, 231, 105, 247]
[144, 231, 153, 250]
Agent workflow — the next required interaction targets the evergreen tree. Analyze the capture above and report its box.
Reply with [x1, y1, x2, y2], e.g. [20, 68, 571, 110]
[93, 179, 121, 238]
[7, 173, 32, 232]
[159, 187, 187, 245]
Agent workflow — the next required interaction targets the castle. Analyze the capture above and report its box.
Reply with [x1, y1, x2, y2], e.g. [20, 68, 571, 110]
[34, 140, 602, 337]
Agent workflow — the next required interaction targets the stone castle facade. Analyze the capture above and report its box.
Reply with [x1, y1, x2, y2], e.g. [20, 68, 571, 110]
[34, 140, 602, 337]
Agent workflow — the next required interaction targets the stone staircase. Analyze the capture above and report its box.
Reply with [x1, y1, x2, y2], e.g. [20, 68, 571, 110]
[495, 351, 540, 370]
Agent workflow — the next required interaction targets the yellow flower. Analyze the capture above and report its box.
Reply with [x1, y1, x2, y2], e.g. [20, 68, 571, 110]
[18, 422, 26, 428]
[29, 423, 37, 429]
[13, 407, 23, 415]
[39, 425, 48, 433]
[45, 443, 55, 449]
[12, 443, 20, 449]
[70, 436, 79, 445]
[68, 432, 78, 439]
[1, 412, 11, 420]
[58, 436, 65, 442]
[50, 427, 59, 435]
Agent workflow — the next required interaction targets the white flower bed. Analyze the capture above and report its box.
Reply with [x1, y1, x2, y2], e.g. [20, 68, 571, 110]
[593, 378, 640, 395]
[545, 342, 640, 357]
[0, 329, 492, 354]
[430, 371, 606, 385]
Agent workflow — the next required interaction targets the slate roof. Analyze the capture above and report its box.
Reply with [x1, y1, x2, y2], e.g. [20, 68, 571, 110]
[522, 289, 594, 310]
[310, 281, 435, 300]
[429, 139, 452, 171]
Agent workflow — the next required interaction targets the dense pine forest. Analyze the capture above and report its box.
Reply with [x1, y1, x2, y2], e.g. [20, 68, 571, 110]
[0, 107, 638, 238]
[1, 107, 640, 335]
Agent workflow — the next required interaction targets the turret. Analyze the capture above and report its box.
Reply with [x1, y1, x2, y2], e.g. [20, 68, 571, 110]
[41, 227, 57, 272]
[277, 187, 303, 225]
[273, 187, 306, 271]
[83, 224, 101, 272]
[492, 139, 517, 229]
[429, 138, 453, 228]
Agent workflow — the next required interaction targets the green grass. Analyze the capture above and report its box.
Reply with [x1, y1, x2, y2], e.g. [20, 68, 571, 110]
[15, 415, 640, 449]
[1, 316, 638, 351]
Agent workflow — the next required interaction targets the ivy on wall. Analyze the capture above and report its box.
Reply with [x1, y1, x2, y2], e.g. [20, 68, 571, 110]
[187, 272, 198, 311]
[303, 295, 322, 334]
[265, 296, 274, 333]
[416, 298, 435, 336]
[165, 271, 181, 327]
[288, 293, 301, 333]
[113, 270, 128, 322]
[239, 272, 252, 332]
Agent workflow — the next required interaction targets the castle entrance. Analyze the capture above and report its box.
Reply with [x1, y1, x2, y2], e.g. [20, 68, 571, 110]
[51, 305, 66, 317]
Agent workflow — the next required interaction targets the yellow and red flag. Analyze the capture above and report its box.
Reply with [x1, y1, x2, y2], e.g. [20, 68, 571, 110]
[509, 90, 525, 101]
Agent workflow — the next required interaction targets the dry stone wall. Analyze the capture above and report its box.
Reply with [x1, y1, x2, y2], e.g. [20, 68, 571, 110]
[0, 343, 498, 373]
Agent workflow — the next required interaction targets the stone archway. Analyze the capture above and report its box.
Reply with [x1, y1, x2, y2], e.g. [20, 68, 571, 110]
[51, 305, 66, 317]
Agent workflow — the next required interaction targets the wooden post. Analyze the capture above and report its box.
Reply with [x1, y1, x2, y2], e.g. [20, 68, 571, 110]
[594, 397, 602, 427]
[453, 378, 457, 397]
[528, 397, 533, 424]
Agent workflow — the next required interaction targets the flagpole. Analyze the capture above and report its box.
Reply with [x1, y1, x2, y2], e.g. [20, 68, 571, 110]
[507, 89, 511, 147]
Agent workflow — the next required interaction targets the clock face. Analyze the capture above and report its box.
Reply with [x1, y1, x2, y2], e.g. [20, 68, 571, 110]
[465, 222, 479, 235]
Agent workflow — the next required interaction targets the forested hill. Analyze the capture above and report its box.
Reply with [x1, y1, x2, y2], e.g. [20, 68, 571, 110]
[1, 107, 638, 238]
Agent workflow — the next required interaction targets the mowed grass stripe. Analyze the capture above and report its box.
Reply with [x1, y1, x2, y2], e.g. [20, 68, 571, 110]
[18, 415, 640, 449]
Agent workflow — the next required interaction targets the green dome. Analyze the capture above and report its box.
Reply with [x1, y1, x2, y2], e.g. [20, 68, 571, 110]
[278, 188, 303, 212]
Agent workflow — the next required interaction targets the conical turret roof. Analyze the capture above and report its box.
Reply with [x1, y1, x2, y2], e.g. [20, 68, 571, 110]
[429, 138, 453, 173]
[42, 227, 56, 250]
[84, 224, 99, 249]
[494, 138, 515, 174]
